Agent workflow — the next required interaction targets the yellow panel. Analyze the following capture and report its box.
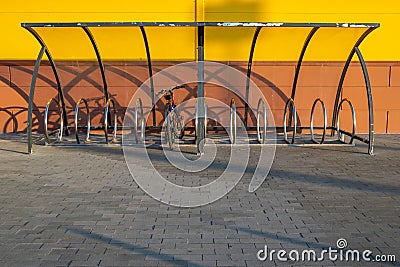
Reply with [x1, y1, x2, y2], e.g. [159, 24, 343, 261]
[2, 0, 194, 13]
[204, 0, 397, 15]
[0, 0, 399, 61]
[205, 27, 310, 61]
[144, 28, 196, 61]
[203, 13, 393, 61]
[0, 12, 195, 60]
[89, 27, 148, 61]
[305, 28, 366, 61]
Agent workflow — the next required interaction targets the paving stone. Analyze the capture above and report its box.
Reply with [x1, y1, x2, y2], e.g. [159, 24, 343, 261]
[0, 134, 399, 266]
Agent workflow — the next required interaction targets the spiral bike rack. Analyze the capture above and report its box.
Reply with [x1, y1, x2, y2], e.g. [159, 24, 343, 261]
[336, 98, 356, 144]
[229, 99, 237, 144]
[310, 98, 327, 144]
[256, 98, 267, 144]
[44, 98, 64, 145]
[135, 98, 145, 143]
[104, 98, 118, 143]
[283, 98, 297, 144]
[74, 98, 91, 144]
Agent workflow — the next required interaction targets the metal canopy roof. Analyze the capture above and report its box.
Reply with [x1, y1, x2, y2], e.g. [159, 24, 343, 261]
[22, 21, 379, 155]
[21, 22, 380, 28]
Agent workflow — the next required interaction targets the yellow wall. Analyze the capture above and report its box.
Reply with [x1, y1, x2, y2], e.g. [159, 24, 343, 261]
[0, 0, 399, 61]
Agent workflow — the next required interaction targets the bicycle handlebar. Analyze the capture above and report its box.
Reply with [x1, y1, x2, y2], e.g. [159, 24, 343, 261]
[158, 85, 186, 95]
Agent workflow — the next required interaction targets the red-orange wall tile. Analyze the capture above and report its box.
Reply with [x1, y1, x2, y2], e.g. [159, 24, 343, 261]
[297, 65, 343, 87]
[390, 65, 400, 87]
[0, 66, 9, 86]
[251, 65, 295, 87]
[387, 110, 400, 133]
[345, 65, 389, 87]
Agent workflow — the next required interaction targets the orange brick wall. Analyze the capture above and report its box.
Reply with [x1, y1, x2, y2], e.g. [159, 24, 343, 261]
[0, 61, 399, 134]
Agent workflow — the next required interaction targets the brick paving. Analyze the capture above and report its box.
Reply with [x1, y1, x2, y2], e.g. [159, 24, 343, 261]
[0, 134, 399, 266]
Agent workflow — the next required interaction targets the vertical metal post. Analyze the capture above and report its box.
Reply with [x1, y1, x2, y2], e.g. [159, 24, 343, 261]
[197, 25, 205, 154]
[139, 26, 156, 127]
[28, 47, 46, 154]
[354, 47, 374, 155]
[245, 26, 262, 127]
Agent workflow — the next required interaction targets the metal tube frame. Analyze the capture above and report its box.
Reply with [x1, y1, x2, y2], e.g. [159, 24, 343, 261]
[74, 98, 91, 144]
[245, 26, 262, 127]
[229, 98, 237, 144]
[288, 27, 319, 125]
[104, 99, 118, 143]
[139, 26, 156, 127]
[283, 98, 297, 144]
[82, 27, 109, 102]
[196, 25, 205, 154]
[331, 27, 377, 154]
[195, 100, 207, 143]
[24, 27, 69, 152]
[21, 22, 379, 154]
[354, 46, 374, 154]
[44, 97, 64, 144]
[27, 47, 45, 153]
[310, 98, 327, 144]
[336, 98, 356, 144]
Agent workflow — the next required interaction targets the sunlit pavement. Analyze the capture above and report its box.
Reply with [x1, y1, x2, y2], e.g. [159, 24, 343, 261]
[0, 134, 399, 266]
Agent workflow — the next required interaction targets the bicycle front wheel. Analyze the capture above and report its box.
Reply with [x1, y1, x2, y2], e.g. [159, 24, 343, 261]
[166, 110, 175, 149]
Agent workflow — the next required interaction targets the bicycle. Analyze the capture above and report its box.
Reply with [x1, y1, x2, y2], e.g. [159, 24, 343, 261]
[159, 85, 185, 149]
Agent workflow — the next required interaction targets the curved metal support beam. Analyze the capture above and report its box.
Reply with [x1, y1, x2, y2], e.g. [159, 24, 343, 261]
[354, 47, 374, 155]
[139, 26, 156, 127]
[27, 46, 45, 154]
[288, 27, 319, 126]
[290, 27, 319, 102]
[245, 26, 262, 127]
[81, 26, 109, 102]
[104, 98, 118, 143]
[331, 27, 377, 136]
[24, 27, 69, 136]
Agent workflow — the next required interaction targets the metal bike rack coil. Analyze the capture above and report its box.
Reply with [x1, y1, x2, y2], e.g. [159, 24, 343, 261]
[336, 98, 356, 144]
[44, 97, 64, 144]
[256, 98, 267, 144]
[74, 98, 91, 144]
[104, 98, 117, 143]
[310, 98, 327, 144]
[229, 98, 237, 144]
[283, 98, 297, 144]
[135, 98, 145, 143]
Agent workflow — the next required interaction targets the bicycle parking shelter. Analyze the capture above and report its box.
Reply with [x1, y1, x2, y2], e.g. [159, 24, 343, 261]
[21, 22, 380, 155]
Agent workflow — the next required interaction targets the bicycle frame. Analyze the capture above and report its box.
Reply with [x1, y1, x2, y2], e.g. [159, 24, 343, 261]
[160, 85, 186, 148]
